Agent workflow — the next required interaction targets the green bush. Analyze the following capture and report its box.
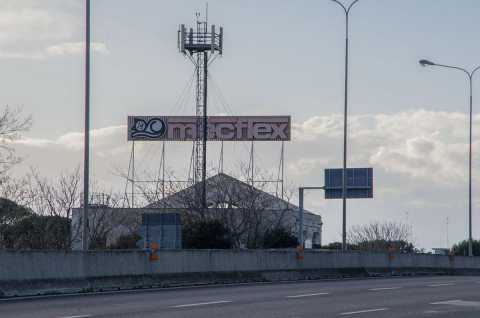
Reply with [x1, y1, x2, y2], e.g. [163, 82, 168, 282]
[1, 214, 70, 249]
[0, 198, 32, 226]
[182, 219, 231, 249]
[263, 227, 298, 248]
[452, 240, 480, 256]
[109, 233, 141, 249]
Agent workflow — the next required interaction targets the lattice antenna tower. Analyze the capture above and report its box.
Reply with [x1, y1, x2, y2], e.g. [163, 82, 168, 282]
[178, 11, 223, 208]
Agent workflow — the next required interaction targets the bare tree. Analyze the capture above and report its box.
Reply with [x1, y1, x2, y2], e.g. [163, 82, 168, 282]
[0, 106, 31, 174]
[0, 167, 83, 249]
[348, 221, 414, 253]
[27, 167, 81, 219]
[0, 174, 35, 207]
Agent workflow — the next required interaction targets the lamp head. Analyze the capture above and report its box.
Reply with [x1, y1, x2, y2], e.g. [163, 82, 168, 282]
[419, 59, 435, 67]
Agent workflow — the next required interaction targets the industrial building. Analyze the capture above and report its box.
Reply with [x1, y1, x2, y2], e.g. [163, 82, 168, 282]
[72, 173, 322, 250]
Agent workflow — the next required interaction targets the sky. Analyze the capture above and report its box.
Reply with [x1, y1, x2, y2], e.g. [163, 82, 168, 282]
[1, 0, 480, 249]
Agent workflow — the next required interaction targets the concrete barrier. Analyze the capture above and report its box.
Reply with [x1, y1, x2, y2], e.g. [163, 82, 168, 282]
[1, 249, 479, 298]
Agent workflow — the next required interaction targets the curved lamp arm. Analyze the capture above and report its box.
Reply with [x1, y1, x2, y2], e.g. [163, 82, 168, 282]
[471, 65, 480, 79]
[432, 63, 470, 78]
[419, 59, 480, 80]
[330, 0, 360, 14]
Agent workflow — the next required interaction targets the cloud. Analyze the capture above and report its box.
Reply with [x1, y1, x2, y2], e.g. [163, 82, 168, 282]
[15, 125, 126, 152]
[0, 1, 109, 59]
[291, 109, 478, 185]
[45, 42, 110, 57]
[14, 138, 55, 148]
[287, 158, 330, 177]
[57, 125, 126, 151]
[293, 114, 343, 141]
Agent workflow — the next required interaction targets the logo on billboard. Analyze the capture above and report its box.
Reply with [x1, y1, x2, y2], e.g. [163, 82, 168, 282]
[130, 117, 167, 139]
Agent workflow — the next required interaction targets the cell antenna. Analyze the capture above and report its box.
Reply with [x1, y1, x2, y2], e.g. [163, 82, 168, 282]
[178, 11, 223, 209]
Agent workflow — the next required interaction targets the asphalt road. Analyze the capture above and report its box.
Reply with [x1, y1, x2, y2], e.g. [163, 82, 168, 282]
[2, 276, 480, 318]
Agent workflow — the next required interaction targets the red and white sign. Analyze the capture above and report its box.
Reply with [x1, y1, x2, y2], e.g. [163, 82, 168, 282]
[127, 116, 291, 141]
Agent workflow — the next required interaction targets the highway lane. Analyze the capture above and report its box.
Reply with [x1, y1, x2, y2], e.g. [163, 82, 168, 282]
[2, 276, 480, 317]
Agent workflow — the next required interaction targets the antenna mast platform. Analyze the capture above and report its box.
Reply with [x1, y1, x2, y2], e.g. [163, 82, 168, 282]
[178, 13, 223, 209]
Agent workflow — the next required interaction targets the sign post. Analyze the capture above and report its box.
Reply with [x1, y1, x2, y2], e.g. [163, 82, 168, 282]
[298, 168, 373, 250]
[298, 186, 324, 248]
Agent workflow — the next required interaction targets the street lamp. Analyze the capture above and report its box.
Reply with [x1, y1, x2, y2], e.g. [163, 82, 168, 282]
[330, 0, 361, 251]
[419, 58, 480, 257]
[82, 0, 91, 251]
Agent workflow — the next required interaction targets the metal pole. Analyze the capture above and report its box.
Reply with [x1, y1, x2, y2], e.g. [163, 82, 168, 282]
[82, 0, 91, 251]
[469, 76, 473, 257]
[132, 140, 135, 208]
[219, 141, 224, 173]
[299, 187, 304, 247]
[251, 141, 254, 185]
[162, 141, 165, 202]
[419, 61, 479, 256]
[331, 0, 360, 251]
[342, 11, 349, 252]
[281, 141, 285, 200]
[202, 51, 208, 209]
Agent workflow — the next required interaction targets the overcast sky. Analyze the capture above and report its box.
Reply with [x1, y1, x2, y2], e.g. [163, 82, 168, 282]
[2, 0, 480, 249]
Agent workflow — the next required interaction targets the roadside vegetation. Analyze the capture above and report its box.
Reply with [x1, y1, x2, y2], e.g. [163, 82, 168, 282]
[451, 240, 480, 257]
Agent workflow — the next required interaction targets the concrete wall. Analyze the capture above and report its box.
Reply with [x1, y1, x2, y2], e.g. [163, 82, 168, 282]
[1, 250, 480, 297]
[2, 249, 480, 282]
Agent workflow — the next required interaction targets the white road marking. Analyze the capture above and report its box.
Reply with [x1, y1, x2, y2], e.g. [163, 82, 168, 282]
[59, 315, 92, 318]
[427, 283, 455, 287]
[171, 300, 233, 308]
[368, 287, 401, 291]
[286, 292, 330, 298]
[431, 300, 480, 307]
[430, 299, 461, 305]
[339, 308, 389, 316]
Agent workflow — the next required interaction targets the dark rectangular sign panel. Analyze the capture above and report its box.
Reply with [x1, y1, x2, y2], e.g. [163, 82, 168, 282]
[324, 168, 373, 199]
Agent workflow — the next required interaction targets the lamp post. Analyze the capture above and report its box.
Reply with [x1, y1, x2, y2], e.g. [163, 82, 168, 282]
[82, 0, 91, 251]
[330, 0, 361, 251]
[419, 59, 480, 257]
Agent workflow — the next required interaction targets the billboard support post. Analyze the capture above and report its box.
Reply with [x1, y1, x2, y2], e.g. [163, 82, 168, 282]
[202, 50, 208, 209]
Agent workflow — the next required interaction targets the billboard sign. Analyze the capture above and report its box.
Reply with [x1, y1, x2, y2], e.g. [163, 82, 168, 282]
[128, 116, 291, 141]
[324, 168, 373, 199]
